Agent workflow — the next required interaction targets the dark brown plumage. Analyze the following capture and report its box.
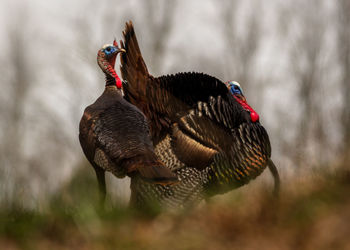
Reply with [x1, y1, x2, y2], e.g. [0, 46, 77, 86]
[79, 42, 177, 204]
[119, 21, 279, 209]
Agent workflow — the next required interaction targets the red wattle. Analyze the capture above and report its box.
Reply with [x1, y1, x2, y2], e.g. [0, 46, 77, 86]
[116, 78, 122, 89]
[233, 96, 260, 123]
[106, 64, 122, 89]
[250, 112, 259, 122]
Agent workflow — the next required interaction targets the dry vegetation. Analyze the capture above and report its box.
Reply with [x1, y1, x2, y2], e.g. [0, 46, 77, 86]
[1, 162, 349, 250]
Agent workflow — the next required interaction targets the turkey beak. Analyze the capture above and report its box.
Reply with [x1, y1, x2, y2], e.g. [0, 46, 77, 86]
[117, 48, 126, 54]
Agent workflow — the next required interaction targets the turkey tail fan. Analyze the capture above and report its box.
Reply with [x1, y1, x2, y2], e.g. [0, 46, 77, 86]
[120, 21, 150, 102]
[267, 159, 280, 197]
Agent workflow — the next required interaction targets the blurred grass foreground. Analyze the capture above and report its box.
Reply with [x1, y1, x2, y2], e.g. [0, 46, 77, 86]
[0, 162, 349, 250]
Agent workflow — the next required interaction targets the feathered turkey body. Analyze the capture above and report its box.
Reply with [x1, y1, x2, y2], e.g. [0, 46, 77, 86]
[120, 22, 276, 209]
[79, 42, 177, 203]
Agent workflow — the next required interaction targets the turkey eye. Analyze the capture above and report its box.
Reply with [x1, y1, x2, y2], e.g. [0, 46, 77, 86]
[234, 86, 239, 90]
[106, 47, 111, 52]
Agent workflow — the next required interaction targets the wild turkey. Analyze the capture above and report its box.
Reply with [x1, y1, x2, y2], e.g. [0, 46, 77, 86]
[79, 41, 178, 204]
[119, 21, 279, 209]
[225, 81, 280, 196]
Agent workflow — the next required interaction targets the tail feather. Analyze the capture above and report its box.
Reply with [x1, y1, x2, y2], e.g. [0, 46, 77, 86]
[121, 21, 148, 76]
[120, 21, 150, 101]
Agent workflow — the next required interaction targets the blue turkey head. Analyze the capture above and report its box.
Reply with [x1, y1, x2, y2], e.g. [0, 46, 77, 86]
[225, 80, 259, 122]
[102, 44, 119, 58]
[226, 81, 244, 96]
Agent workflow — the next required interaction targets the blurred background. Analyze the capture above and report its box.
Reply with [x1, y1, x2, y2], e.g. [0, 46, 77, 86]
[0, 0, 350, 248]
[1, 0, 349, 207]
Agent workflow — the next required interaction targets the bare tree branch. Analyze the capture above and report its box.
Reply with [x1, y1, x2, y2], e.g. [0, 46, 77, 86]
[221, 0, 261, 97]
[284, 0, 329, 168]
[336, 0, 350, 162]
[141, 0, 177, 74]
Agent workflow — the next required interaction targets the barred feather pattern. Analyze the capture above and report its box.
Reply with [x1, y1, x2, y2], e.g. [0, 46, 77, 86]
[154, 135, 186, 171]
[205, 123, 271, 195]
[130, 121, 270, 209]
[130, 135, 207, 209]
[130, 161, 209, 210]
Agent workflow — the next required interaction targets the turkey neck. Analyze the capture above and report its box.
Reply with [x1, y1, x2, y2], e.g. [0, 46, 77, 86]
[103, 64, 122, 88]
[98, 55, 123, 88]
[105, 73, 117, 87]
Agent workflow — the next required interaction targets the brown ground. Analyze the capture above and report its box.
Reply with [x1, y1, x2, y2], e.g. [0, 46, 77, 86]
[1, 165, 349, 250]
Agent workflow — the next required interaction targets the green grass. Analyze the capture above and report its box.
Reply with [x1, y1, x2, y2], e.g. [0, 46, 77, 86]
[1, 165, 350, 250]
